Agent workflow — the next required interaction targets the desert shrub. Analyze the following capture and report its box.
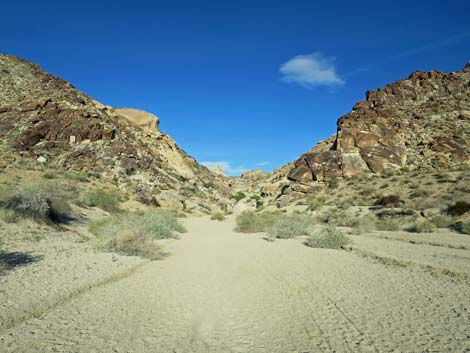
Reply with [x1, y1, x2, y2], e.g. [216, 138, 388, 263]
[304, 226, 351, 249]
[430, 215, 453, 228]
[67, 171, 89, 182]
[1, 186, 71, 223]
[375, 195, 402, 208]
[328, 177, 339, 189]
[447, 201, 470, 216]
[360, 187, 376, 197]
[376, 208, 416, 219]
[452, 221, 470, 235]
[82, 188, 122, 212]
[231, 192, 246, 202]
[103, 230, 162, 260]
[306, 197, 326, 211]
[250, 195, 260, 202]
[211, 211, 225, 221]
[408, 221, 436, 233]
[267, 214, 312, 239]
[0, 209, 18, 223]
[90, 210, 186, 259]
[410, 189, 430, 198]
[337, 199, 352, 210]
[375, 218, 400, 231]
[235, 210, 278, 233]
[351, 216, 375, 235]
[43, 170, 59, 179]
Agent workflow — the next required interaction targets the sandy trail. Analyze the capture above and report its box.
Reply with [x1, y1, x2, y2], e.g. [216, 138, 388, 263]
[1, 217, 470, 352]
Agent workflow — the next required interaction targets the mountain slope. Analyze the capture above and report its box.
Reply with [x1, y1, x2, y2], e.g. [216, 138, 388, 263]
[0, 54, 229, 213]
[287, 62, 470, 185]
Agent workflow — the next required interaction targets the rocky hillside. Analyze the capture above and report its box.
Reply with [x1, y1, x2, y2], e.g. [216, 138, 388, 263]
[288, 62, 470, 186]
[234, 62, 470, 205]
[0, 54, 229, 213]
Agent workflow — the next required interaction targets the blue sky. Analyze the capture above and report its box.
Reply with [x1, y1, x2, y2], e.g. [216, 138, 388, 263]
[2, 1, 469, 175]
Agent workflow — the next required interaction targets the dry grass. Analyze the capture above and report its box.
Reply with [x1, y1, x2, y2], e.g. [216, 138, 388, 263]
[89, 210, 186, 260]
[210, 211, 226, 221]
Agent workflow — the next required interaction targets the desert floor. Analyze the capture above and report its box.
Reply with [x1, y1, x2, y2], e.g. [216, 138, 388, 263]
[1, 216, 470, 353]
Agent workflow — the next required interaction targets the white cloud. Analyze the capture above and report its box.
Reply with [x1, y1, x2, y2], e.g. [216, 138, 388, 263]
[280, 52, 344, 88]
[256, 161, 270, 167]
[201, 161, 248, 176]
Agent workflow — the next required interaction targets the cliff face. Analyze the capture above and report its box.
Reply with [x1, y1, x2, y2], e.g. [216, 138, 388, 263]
[0, 55, 229, 213]
[288, 63, 470, 184]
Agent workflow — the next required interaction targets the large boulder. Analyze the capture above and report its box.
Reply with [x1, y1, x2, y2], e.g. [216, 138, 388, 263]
[111, 108, 160, 135]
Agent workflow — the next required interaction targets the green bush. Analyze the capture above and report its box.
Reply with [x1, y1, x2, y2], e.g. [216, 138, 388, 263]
[249, 195, 260, 202]
[304, 226, 351, 249]
[231, 192, 246, 203]
[267, 214, 312, 239]
[89, 210, 186, 259]
[82, 189, 122, 212]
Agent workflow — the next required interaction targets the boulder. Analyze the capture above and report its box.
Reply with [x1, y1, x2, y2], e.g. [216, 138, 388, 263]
[112, 108, 160, 135]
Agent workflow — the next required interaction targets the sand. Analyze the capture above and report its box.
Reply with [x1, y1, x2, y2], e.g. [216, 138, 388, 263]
[1, 216, 470, 352]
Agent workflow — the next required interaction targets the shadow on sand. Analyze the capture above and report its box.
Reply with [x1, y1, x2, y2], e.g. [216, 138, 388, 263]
[0, 251, 43, 271]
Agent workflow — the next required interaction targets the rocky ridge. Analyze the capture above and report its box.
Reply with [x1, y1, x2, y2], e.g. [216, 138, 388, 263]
[241, 62, 470, 204]
[288, 63, 470, 185]
[0, 54, 230, 213]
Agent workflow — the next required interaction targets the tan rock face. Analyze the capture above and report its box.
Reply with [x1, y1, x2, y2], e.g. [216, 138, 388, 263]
[111, 108, 160, 135]
[210, 166, 226, 176]
[288, 63, 470, 184]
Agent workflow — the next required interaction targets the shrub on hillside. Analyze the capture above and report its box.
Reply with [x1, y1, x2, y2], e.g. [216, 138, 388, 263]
[231, 192, 246, 203]
[447, 201, 470, 216]
[304, 226, 351, 249]
[82, 188, 122, 213]
[375, 195, 402, 208]
[306, 197, 326, 211]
